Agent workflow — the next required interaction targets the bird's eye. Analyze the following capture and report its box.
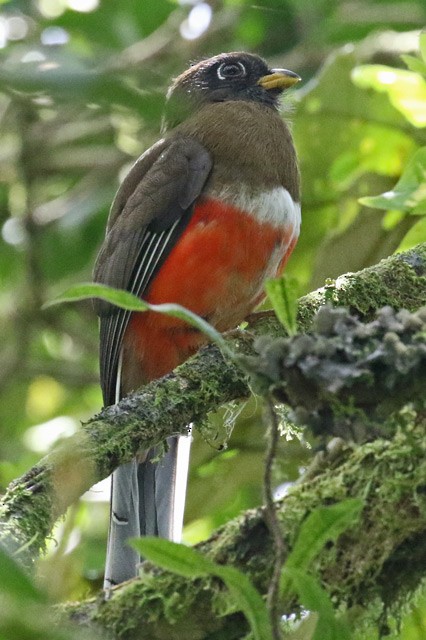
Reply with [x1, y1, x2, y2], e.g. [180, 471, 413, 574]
[217, 61, 246, 80]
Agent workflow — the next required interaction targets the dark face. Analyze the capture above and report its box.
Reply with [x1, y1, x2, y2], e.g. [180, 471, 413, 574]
[164, 52, 300, 129]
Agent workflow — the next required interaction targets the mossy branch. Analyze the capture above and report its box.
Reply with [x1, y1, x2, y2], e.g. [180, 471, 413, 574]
[0, 244, 425, 565]
[62, 422, 426, 639]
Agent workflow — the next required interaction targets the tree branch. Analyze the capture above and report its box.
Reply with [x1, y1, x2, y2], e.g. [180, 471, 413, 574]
[0, 244, 425, 564]
[62, 418, 426, 639]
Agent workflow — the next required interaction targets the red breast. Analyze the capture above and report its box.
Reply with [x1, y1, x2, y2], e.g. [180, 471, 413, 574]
[124, 192, 300, 383]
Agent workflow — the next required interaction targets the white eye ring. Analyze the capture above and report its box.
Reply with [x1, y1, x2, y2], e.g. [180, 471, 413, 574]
[217, 61, 246, 80]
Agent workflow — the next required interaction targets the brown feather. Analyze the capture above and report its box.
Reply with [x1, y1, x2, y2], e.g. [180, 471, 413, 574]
[174, 101, 300, 201]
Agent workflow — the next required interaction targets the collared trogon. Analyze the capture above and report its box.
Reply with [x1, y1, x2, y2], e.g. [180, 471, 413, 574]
[93, 52, 301, 588]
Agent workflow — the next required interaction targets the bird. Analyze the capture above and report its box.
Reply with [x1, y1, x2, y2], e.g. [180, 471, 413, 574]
[93, 51, 301, 588]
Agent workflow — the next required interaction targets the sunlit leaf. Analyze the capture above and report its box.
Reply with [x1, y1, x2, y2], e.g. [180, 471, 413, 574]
[400, 583, 426, 639]
[266, 276, 299, 336]
[359, 147, 426, 214]
[401, 55, 426, 76]
[420, 28, 426, 65]
[382, 209, 406, 231]
[351, 65, 426, 127]
[397, 216, 426, 252]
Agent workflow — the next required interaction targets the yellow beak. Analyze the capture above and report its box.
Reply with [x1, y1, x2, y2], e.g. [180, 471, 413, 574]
[258, 69, 301, 91]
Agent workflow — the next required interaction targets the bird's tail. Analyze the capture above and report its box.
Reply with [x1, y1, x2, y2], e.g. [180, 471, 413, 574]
[104, 433, 191, 588]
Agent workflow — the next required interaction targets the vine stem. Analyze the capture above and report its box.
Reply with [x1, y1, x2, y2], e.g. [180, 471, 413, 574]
[263, 395, 286, 640]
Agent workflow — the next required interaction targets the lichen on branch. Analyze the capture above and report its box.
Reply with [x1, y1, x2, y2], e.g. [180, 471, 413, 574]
[246, 305, 426, 440]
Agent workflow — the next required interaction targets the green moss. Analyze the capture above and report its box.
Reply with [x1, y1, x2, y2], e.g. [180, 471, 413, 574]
[307, 426, 426, 607]
[53, 415, 426, 638]
[90, 572, 235, 640]
[296, 244, 426, 332]
[0, 466, 55, 562]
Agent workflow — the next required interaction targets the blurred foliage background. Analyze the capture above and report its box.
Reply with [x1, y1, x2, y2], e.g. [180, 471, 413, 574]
[0, 0, 425, 633]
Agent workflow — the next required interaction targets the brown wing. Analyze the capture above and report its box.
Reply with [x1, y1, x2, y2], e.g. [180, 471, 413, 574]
[93, 136, 212, 406]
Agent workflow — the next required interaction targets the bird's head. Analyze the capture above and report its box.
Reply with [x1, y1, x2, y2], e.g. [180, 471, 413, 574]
[164, 51, 300, 129]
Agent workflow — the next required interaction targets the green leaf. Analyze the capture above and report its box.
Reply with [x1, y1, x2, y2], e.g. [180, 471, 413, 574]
[44, 282, 233, 358]
[283, 499, 363, 574]
[266, 276, 299, 336]
[0, 547, 44, 603]
[131, 538, 272, 640]
[401, 55, 426, 76]
[214, 565, 272, 640]
[359, 147, 426, 214]
[284, 568, 333, 614]
[130, 537, 217, 577]
[45, 282, 149, 311]
[397, 216, 426, 252]
[279, 500, 360, 640]
[420, 28, 426, 65]
[283, 568, 351, 640]
[351, 64, 426, 127]
[400, 585, 426, 639]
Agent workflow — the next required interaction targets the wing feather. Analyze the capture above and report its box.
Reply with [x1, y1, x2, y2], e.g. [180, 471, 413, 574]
[94, 137, 212, 405]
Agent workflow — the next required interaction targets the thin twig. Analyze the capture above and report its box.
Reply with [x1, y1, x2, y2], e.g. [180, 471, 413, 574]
[263, 396, 286, 640]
